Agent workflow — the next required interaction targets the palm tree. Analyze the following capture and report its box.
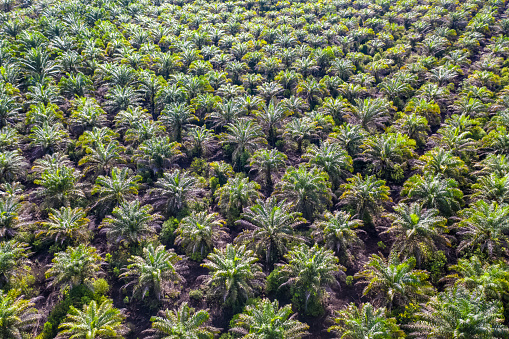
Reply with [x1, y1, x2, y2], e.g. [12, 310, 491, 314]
[40, 207, 90, 245]
[383, 202, 449, 266]
[78, 141, 125, 177]
[359, 133, 416, 180]
[256, 99, 287, 146]
[121, 244, 186, 300]
[249, 148, 287, 192]
[415, 148, 468, 180]
[303, 141, 353, 189]
[355, 254, 433, 311]
[91, 167, 141, 213]
[278, 244, 343, 314]
[46, 244, 103, 291]
[0, 196, 25, 239]
[34, 166, 86, 208]
[456, 200, 509, 258]
[146, 302, 219, 339]
[215, 174, 260, 222]
[231, 299, 309, 338]
[408, 286, 509, 339]
[446, 256, 509, 300]
[0, 150, 28, 183]
[339, 174, 391, 223]
[135, 136, 182, 176]
[57, 299, 126, 339]
[401, 174, 463, 216]
[222, 118, 266, 167]
[159, 103, 197, 142]
[150, 169, 203, 216]
[345, 98, 391, 133]
[329, 303, 403, 339]
[100, 201, 161, 247]
[184, 126, 215, 158]
[471, 173, 509, 204]
[202, 244, 264, 306]
[311, 211, 364, 267]
[235, 197, 304, 266]
[283, 117, 318, 154]
[0, 291, 39, 339]
[275, 165, 332, 220]
[175, 211, 227, 260]
[0, 240, 30, 285]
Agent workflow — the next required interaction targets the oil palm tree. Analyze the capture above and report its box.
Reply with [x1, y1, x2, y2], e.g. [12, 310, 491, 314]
[401, 174, 463, 216]
[235, 197, 304, 266]
[100, 200, 160, 247]
[34, 166, 86, 208]
[278, 244, 343, 314]
[135, 136, 182, 177]
[91, 167, 141, 213]
[57, 299, 126, 339]
[355, 253, 433, 311]
[46, 244, 103, 291]
[146, 302, 218, 339]
[121, 244, 186, 300]
[275, 165, 332, 220]
[303, 141, 353, 189]
[0, 240, 30, 285]
[249, 148, 287, 192]
[345, 98, 392, 133]
[311, 211, 364, 267]
[215, 174, 260, 222]
[222, 118, 266, 167]
[339, 174, 391, 224]
[408, 286, 509, 339]
[150, 169, 203, 216]
[0, 291, 39, 339]
[456, 200, 509, 258]
[329, 303, 403, 339]
[175, 211, 227, 260]
[383, 202, 449, 266]
[231, 299, 309, 339]
[202, 244, 264, 306]
[0, 150, 28, 183]
[446, 256, 509, 300]
[40, 207, 90, 245]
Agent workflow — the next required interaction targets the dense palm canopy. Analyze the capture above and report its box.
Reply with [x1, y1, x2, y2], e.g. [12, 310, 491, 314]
[4, 0, 509, 336]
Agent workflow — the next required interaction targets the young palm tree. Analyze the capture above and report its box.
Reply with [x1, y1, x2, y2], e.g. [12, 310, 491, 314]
[311, 211, 364, 267]
[446, 256, 509, 300]
[0, 196, 25, 239]
[303, 140, 353, 189]
[345, 98, 391, 133]
[249, 148, 287, 192]
[46, 244, 103, 291]
[275, 165, 332, 220]
[231, 299, 309, 338]
[202, 244, 264, 306]
[471, 173, 509, 204]
[0, 150, 28, 183]
[339, 174, 391, 223]
[159, 103, 197, 142]
[150, 169, 203, 216]
[383, 202, 449, 266]
[215, 174, 260, 221]
[0, 291, 39, 339]
[78, 141, 125, 177]
[100, 201, 161, 247]
[256, 99, 287, 146]
[278, 244, 343, 313]
[408, 286, 509, 339]
[329, 303, 404, 339]
[416, 148, 467, 180]
[146, 302, 218, 339]
[222, 118, 266, 167]
[175, 211, 227, 260]
[135, 136, 182, 177]
[456, 200, 509, 258]
[121, 244, 186, 300]
[34, 166, 86, 208]
[401, 174, 463, 216]
[283, 117, 318, 154]
[235, 197, 304, 266]
[40, 206, 90, 245]
[0, 240, 30, 285]
[355, 253, 433, 310]
[57, 299, 126, 339]
[91, 167, 141, 213]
